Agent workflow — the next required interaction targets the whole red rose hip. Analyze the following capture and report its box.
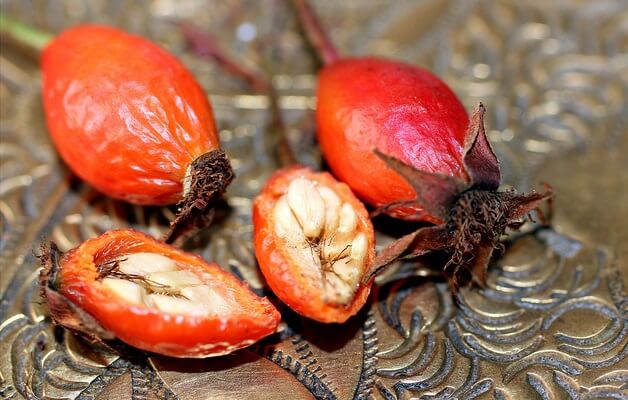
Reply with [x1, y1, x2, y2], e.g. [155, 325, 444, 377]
[317, 58, 469, 223]
[292, 0, 469, 223]
[41, 25, 233, 242]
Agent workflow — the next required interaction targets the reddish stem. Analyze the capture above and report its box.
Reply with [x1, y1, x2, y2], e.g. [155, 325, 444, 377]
[268, 88, 298, 166]
[291, 0, 341, 65]
[177, 22, 297, 167]
[177, 22, 271, 93]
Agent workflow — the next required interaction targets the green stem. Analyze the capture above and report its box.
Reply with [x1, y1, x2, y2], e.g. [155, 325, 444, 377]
[0, 13, 53, 54]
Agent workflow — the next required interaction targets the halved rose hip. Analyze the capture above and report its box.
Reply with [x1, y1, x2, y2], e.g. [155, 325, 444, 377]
[253, 166, 375, 323]
[40, 229, 280, 358]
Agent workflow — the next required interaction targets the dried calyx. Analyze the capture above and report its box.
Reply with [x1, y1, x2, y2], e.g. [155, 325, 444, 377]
[370, 104, 553, 292]
[39, 242, 116, 345]
[164, 149, 235, 244]
[273, 177, 369, 305]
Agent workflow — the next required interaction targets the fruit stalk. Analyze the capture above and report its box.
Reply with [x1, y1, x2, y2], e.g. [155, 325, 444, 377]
[291, 0, 340, 65]
[176, 22, 271, 93]
[0, 14, 53, 54]
[179, 23, 297, 167]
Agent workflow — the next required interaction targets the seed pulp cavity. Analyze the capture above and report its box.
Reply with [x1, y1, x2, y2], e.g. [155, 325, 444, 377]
[97, 252, 234, 317]
[273, 177, 368, 305]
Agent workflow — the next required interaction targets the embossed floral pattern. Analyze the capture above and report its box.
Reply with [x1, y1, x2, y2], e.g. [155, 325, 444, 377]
[0, 1, 626, 399]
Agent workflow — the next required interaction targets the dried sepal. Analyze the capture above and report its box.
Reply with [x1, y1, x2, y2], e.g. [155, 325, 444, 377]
[370, 199, 424, 219]
[374, 149, 467, 221]
[444, 241, 495, 294]
[463, 103, 501, 190]
[466, 243, 495, 288]
[366, 225, 450, 282]
[39, 242, 115, 344]
[367, 230, 422, 280]
[404, 226, 451, 259]
[505, 187, 554, 222]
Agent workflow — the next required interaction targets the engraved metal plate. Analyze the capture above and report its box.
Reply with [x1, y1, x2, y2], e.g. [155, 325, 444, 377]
[0, 1, 626, 399]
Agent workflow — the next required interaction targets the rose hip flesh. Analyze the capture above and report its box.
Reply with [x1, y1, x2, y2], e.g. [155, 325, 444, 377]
[40, 229, 280, 358]
[253, 167, 375, 323]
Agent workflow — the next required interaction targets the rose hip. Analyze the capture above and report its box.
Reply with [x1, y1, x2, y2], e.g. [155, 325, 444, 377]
[39, 229, 280, 358]
[369, 105, 552, 291]
[292, 1, 553, 290]
[41, 25, 233, 243]
[317, 59, 469, 223]
[253, 167, 375, 323]
[292, 0, 469, 223]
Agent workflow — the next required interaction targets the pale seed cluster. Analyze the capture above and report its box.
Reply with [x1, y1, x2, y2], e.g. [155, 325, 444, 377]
[101, 252, 233, 316]
[272, 177, 368, 304]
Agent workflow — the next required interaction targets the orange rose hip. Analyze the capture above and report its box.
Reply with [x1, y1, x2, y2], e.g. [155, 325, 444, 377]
[41, 25, 233, 242]
[40, 229, 280, 358]
[253, 166, 375, 323]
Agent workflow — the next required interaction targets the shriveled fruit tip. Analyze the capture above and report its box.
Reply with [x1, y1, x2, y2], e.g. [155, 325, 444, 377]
[38, 241, 116, 344]
[164, 149, 235, 244]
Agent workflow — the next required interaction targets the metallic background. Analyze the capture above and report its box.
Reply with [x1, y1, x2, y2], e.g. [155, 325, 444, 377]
[0, 0, 626, 398]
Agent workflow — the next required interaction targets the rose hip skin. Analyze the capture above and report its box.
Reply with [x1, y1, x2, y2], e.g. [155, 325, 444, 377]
[253, 166, 375, 323]
[42, 25, 219, 205]
[317, 58, 469, 223]
[40, 229, 280, 358]
[291, 0, 469, 222]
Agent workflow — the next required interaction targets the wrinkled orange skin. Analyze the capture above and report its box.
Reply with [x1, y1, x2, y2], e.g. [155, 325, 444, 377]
[317, 58, 469, 223]
[253, 166, 375, 323]
[57, 229, 280, 358]
[42, 25, 219, 205]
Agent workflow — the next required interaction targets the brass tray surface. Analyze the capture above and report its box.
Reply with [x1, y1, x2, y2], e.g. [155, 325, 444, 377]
[0, 1, 626, 399]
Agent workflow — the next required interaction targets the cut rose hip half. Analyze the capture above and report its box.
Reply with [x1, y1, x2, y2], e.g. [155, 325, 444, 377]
[39, 229, 280, 358]
[253, 166, 375, 323]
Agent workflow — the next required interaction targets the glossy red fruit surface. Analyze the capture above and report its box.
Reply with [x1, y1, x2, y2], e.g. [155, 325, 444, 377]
[41, 25, 219, 205]
[317, 58, 469, 223]
[40, 229, 280, 358]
